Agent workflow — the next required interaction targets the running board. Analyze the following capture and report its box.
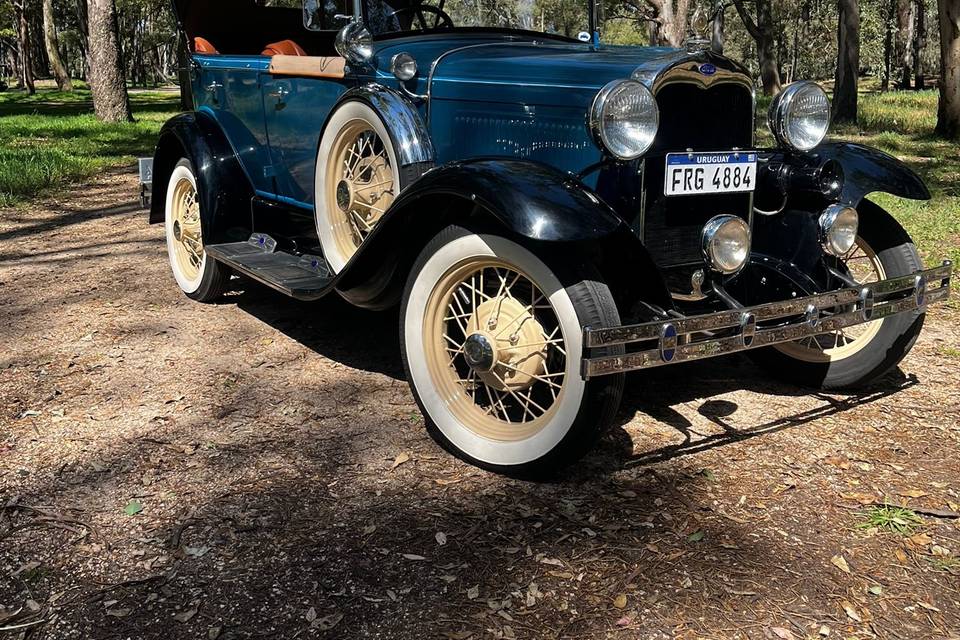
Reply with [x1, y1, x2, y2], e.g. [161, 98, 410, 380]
[205, 234, 334, 300]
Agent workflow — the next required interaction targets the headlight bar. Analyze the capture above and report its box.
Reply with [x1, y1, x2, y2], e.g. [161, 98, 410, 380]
[581, 261, 952, 378]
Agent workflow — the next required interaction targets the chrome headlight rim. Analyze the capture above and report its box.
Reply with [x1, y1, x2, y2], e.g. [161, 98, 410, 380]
[768, 81, 831, 152]
[819, 204, 859, 256]
[390, 52, 418, 82]
[589, 79, 660, 161]
[701, 214, 751, 275]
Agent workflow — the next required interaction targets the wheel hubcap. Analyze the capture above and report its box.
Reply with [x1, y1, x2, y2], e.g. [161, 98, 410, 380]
[335, 179, 352, 212]
[463, 333, 496, 372]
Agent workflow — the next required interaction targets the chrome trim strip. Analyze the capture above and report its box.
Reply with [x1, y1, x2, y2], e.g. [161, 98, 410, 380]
[337, 83, 435, 166]
[582, 261, 952, 378]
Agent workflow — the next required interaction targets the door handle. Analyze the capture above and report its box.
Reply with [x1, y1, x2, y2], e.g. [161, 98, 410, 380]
[268, 86, 290, 100]
[204, 81, 223, 92]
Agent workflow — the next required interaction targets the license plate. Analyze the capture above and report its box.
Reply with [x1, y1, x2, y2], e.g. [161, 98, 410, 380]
[664, 151, 757, 197]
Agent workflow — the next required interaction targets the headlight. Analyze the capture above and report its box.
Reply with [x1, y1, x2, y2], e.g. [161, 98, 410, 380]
[819, 204, 858, 256]
[768, 81, 831, 151]
[390, 52, 417, 81]
[701, 215, 751, 274]
[589, 79, 659, 160]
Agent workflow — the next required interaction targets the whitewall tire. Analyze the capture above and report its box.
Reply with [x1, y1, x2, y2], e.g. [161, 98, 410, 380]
[400, 226, 625, 476]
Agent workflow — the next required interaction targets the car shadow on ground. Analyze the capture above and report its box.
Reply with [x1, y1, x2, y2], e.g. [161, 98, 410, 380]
[222, 277, 918, 477]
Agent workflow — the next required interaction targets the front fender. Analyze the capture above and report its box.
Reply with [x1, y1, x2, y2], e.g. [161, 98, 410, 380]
[812, 142, 931, 206]
[148, 111, 253, 244]
[391, 159, 625, 242]
[334, 158, 664, 310]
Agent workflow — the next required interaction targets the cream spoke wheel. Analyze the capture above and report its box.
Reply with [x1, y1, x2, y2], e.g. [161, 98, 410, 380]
[775, 236, 886, 363]
[169, 175, 205, 284]
[323, 120, 396, 262]
[424, 260, 568, 442]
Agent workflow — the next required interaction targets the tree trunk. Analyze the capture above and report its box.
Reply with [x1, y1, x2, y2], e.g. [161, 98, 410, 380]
[655, 0, 691, 47]
[86, 0, 132, 122]
[731, 0, 782, 95]
[711, 2, 725, 55]
[883, 0, 895, 90]
[758, 33, 781, 95]
[43, 0, 72, 91]
[897, 0, 915, 88]
[936, 0, 960, 139]
[913, 0, 926, 89]
[834, 0, 860, 123]
[14, 1, 35, 95]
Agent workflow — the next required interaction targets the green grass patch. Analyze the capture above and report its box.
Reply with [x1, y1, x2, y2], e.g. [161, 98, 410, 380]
[858, 505, 924, 535]
[0, 87, 180, 208]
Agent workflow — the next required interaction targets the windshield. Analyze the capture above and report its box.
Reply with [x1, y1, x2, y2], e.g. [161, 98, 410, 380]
[361, 0, 589, 39]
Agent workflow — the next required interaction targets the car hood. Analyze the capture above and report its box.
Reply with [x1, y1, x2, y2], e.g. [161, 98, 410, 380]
[417, 41, 746, 108]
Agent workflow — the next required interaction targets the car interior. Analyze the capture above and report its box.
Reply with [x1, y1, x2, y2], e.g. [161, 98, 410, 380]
[178, 0, 419, 58]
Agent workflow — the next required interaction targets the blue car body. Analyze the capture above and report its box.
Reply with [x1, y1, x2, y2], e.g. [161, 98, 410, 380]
[149, 0, 940, 315]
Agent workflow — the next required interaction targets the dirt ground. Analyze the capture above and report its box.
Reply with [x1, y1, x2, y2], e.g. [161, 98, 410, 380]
[1, 169, 958, 640]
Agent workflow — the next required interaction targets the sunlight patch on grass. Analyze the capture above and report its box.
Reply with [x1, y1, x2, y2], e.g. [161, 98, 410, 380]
[0, 87, 179, 208]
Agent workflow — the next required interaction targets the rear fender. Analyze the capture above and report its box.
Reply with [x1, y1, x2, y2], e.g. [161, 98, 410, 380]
[148, 111, 253, 244]
[812, 142, 931, 206]
[334, 159, 671, 313]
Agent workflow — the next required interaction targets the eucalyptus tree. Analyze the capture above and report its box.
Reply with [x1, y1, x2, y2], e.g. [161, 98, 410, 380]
[936, 0, 960, 138]
[730, 0, 780, 94]
[834, 0, 860, 123]
[43, 0, 71, 89]
[87, 0, 131, 121]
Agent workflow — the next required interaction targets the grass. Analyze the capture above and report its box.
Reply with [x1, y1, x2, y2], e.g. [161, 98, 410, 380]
[858, 505, 924, 535]
[0, 86, 180, 208]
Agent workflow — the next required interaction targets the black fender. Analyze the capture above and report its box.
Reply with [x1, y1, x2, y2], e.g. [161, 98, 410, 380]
[811, 142, 930, 206]
[148, 111, 253, 244]
[333, 158, 671, 313]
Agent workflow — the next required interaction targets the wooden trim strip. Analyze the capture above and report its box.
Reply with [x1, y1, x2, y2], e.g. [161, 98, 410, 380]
[268, 55, 346, 79]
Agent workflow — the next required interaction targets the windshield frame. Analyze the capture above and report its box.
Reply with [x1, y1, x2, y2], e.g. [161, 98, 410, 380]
[353, 0, 594, 43]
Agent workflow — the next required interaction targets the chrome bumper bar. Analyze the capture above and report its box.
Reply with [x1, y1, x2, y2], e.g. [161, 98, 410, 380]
[581, 261, 952, 379]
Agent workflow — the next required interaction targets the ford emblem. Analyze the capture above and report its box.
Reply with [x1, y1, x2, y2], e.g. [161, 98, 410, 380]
[699, 63, 717, 76]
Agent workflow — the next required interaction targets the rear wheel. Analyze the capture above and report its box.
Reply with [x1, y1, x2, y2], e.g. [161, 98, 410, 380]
[400, 226, 625, 477]
[164, 159, 229, 302]
[750, 201, 924, 389]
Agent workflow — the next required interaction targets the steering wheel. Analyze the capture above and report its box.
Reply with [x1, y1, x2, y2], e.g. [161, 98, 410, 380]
[388, 1, 454, 30]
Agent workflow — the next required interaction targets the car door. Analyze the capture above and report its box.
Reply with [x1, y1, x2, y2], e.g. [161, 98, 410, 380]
[193, 55, 274, 196]
[261, 72, 350, 207]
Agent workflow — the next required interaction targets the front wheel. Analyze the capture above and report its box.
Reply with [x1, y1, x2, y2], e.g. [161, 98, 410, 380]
[400, 226, 625, 477]
[749, 201, 925, 389]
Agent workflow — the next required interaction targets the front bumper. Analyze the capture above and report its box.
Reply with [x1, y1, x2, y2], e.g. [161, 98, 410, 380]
[581, 261, 952, 379]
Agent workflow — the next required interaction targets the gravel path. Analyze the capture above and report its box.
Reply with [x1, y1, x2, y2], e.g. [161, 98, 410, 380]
[1, 169, 958, 639]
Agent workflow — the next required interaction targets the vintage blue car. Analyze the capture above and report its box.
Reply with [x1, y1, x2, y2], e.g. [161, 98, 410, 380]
[146, 0, 952, 475]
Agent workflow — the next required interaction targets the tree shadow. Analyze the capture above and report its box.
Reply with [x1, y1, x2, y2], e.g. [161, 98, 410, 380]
[0, 373, 803, 639]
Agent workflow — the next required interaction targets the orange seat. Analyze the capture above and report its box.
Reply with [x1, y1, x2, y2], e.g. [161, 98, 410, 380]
[262, 40, 308, 57]
[193, 37, 219, 54]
